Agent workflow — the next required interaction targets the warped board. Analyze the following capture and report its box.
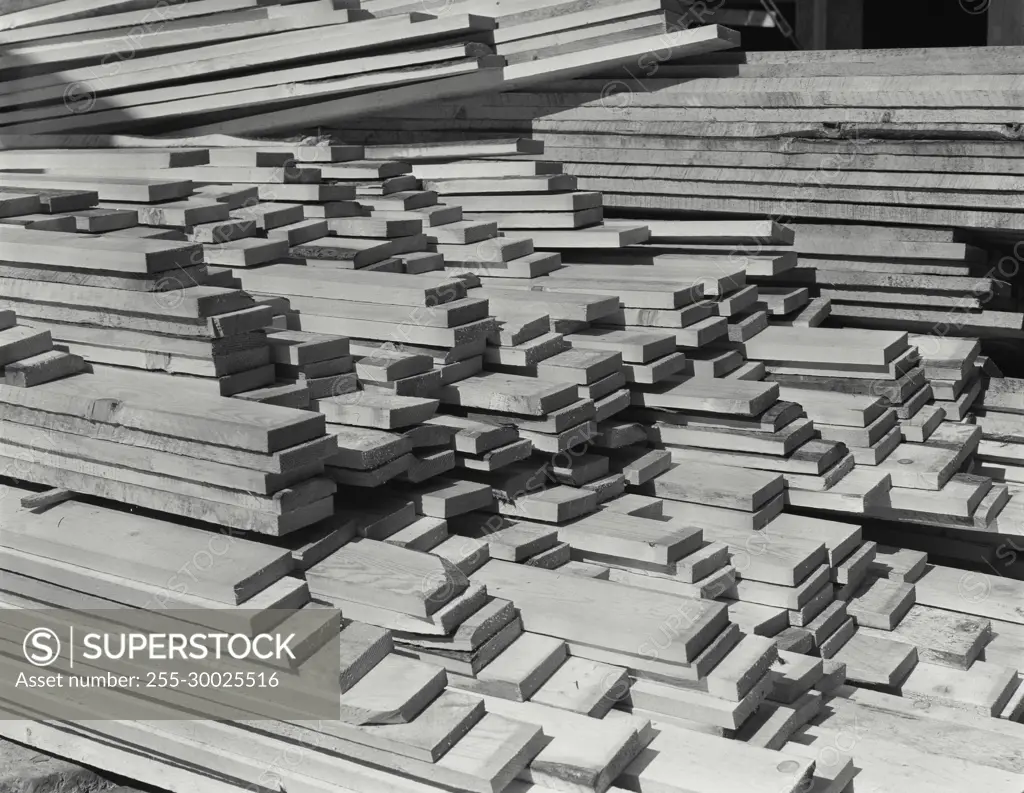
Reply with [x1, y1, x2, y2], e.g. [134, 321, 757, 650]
[3, 45, 498, 130]
[24, 61, 503, 136]
[0, 14, 496, 96]
[503, 25, 739, 86]
[0, 10, 365, 74]
[0, 0, 265, 43]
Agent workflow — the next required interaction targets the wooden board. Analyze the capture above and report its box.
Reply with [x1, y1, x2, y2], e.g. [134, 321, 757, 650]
[0, 492, 291, 604]
[471, 559, 728, 665]
[640, 461, 784, 511]
[305, 538, 468, 617]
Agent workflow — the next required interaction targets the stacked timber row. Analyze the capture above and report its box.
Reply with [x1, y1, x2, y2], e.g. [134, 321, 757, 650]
[2, 153, 1024, 793]
[3, 3, 1024, 785]
[0, 176, 348, 535]
[0, 5, 505, 135]
[0, 0, 740, 138]
[349, 0, 739, 86]
[0, 477, 849, 793]
[349, 45, 1024, 343]
[2, 136, 1020, 549]
[0, 145, 843, 789]
[0, 307, 83, 386]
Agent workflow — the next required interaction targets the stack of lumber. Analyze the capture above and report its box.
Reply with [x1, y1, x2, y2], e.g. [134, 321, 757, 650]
[0, 225, 290, 400]
[828, 561, 1024, 723]
[415, 159, 648, 263]
[741, 327, 1012, 529]
[0, 307, 83, 387]
[623, 351, 865, 632]
[468, 558, 827, 742]
[335, 140, 800, 347]
[804, 683, 1024, 782]
[741, 325, 920, 468]
[0, 151, 344, 403]
[0, 483, 552, 793]
[0, 368, 338, 534]
[0, 478, 837, 791]
[345, 0, 739, 87]
[973, 375, 1024, 491]
[631, 357, 886, 511]
[344, 46, 1024, 343]
[0, 4, 505, 136]
[908, 334, 984, 425]
[0, 479, 315, 624]
[451, 47, 1024, 227]
[438, 371, 611, 523]
[743, 223, 1023, 340]
[575, 217, 801, 344]
[247, 266, 485, 488]
[733, 325, 1020, 563]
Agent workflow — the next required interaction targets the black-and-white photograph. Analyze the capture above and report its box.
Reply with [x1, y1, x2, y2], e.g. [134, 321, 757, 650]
[0, 0, 1022, 791]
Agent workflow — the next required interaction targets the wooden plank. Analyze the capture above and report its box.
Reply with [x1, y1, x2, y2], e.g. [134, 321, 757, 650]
[640, 461, 784, 511]
[0, 370, 324, 453]
[317, 393, 438, 429]
[0, 0, 262, 43]
[915, 564, 1024, 626]
[633, 376, 779, 416]
[0, 226, 200, 274]
[529, 656, 628, 717]
[832, 630, 918, 687]
[845, 576, 915, 630]
[565, 328, 675, 363]
[299, 689, 483, 762]
[618, 723, 813, 793]
[867, 605, 990, 670]
[471, 560, 728, 665]
[0, 7, 362, 68]
[0, 277, 251, 319]
[307, 538, 468, 618]
[235, 264, 467, 307]
[900, 660, 1019, 716]
[0, 492, 291, 604]
[699, 522, 826, 586]
[803, 697, 1024, 792]
[332, 653, 447, 725]
[452, 632, 566, 702]
[877, 424, 982, 490]
[742, 325, 907, 366]
[471, 694, 645, 792]
[557, 511, 701, 570]
[0, 545, 309, 636]
[176, 69, 505, 136]
[440, 372, 578, 416]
